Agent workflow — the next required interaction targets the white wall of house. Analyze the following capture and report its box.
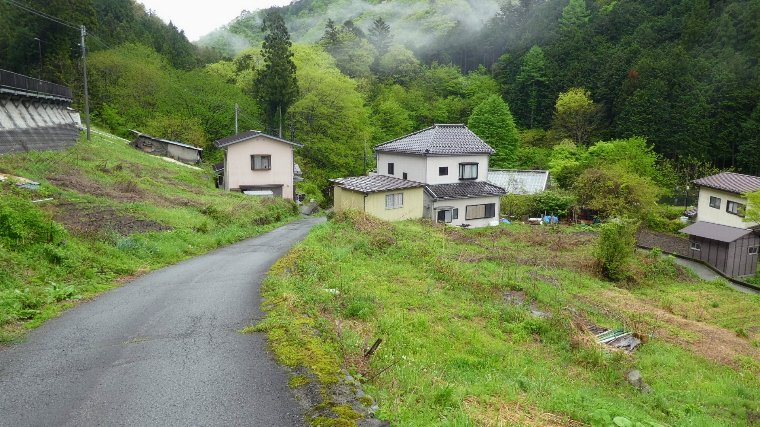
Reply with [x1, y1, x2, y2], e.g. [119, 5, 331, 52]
[424, 194, 501, 228]
[376, 153, 427, 182]
[223, 135, 295, 199]
[376, 153, 490, 185]
[424, 155, 490, 184]
[696, 187, 758, 229]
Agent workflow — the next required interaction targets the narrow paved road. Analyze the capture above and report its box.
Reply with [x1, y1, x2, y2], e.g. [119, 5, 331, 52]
[0, 217, 325, 427]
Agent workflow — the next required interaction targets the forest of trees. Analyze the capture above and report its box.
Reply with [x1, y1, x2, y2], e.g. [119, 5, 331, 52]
[1, 0, 759, 210]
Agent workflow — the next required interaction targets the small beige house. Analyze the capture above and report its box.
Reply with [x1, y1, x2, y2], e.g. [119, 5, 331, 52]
[681, 172, 760, 277]
[214, 130, 302, 200]
[331, 175, 425, 221]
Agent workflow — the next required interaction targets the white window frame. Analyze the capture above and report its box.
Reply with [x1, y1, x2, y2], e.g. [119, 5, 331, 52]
[690, 241, 701, 251]
[749, 246, 759, 256]
[385, 192, 404, 209]
[436, 208, 458, 223]
[709, 196, 721, 209]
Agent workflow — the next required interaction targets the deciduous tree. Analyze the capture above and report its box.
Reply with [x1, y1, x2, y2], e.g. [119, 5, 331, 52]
[468, 95, 519, 168]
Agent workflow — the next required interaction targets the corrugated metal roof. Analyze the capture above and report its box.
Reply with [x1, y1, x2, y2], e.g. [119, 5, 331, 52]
[488, 169, 549, 194]
[130, 130, 203, 151]
[331, 175, 425, 193]
[680, 221, 753, 243]
[693, 172, 760, 195]
[214, 130, 303, 148]
[374, 124, 495, 156]
[425, 181, 506, 200]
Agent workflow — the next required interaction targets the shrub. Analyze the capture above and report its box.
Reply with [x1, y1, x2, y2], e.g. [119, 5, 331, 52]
[596, 218, 639, 281]
[0, 193, 65, 247]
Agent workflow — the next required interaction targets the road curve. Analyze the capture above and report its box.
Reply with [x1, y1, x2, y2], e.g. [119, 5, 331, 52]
[0, 216, 325, 427]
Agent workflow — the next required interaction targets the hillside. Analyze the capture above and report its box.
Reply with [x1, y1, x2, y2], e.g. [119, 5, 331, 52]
[198, 0, 499, 55]
[256, 212, 760, 426]
[0, 131, 299, 341]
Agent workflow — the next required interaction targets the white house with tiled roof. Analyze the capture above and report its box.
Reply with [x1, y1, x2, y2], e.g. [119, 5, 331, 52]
[681, 172, 760, 277]
[332, 124, 505, 227]
[214, 130, 302, 199]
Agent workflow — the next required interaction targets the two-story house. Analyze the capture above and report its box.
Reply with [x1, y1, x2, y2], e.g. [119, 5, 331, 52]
[680, 172, 760, 277]
[214, 130, 302, 200]
[332, 124, 506, 227]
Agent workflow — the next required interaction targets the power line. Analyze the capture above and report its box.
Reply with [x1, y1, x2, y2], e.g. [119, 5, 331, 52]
[2, 0, 80, 30]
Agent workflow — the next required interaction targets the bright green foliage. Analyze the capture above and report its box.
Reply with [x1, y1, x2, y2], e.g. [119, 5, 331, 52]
[468, 95, 519, 168]
[87, 44, 262, 150]
[529, 190, 576, 217]
[596, 218, 639, 281]
[560, 0, 591, 34]
[745, 191, 760, 224]
[573, 166, 661, 218]
[553, 87, 598, 145]
[548, 140, 588, 189]
[371, 99, 414, 144]
[587, 137, 660, 183]
[255, 11, 299, 135]
[290, 45, 371, 187]
[376, 45, 421, 83]
[258, 216, 760, 426]
[0, 132, 298, 339]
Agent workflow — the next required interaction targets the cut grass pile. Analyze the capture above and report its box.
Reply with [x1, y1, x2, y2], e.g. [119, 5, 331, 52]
[258, 211, 760, 426]
[0, 131, 299, 340]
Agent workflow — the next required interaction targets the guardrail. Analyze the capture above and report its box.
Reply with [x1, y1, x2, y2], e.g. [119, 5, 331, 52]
[0, 69, 72, 100]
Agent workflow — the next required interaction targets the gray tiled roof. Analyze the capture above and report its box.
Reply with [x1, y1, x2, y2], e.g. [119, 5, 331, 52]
[374, 124, 495, 155]
[331, 175, 425, 193]
[680, 221, 753, 242]
[693, 172, 760, 195]
[425, 181, 506, 200]
[214, 130, 303, 148]
[488, 169, 549, 194]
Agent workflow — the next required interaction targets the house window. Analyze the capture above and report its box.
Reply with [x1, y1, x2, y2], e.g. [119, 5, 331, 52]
[439, 167, 448, 176]
[465, 203, 496, 220]
[387, 163, 395, 175]
[385, 193, 403, 209]
[436, 208, 459, 223]
[709, 196, 721, 209]
[726, 200, 746, 217]
[690, 241, 701, 251]
[749, 246, 759, 255]
[459, 163, 478, 180]
[251, 155, 271, 170]
[403, 172, 408, 180]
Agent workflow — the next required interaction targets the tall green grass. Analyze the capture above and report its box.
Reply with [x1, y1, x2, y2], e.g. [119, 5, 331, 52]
[0, 133, 299, 340]
[258, 212, 760, 426]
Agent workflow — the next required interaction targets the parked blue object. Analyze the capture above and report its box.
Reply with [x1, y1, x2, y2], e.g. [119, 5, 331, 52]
[501, 218, 511, 224]
[543, 215, 559, 224]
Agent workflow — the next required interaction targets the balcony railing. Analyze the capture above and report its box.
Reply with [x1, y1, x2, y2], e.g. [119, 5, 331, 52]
[0, 69, 72, 100]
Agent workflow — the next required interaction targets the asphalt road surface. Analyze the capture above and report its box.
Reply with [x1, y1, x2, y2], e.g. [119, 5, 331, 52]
[0, 217, 325, 427]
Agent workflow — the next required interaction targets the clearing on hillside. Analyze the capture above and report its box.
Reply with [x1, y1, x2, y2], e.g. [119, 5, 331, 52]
[257, 211, 760, 426]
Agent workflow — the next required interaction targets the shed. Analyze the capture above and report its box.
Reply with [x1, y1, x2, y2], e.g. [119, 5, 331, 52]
[130, 131, 202, 164]
[681, 221, 760, 277]
[487, 170, 549, 194]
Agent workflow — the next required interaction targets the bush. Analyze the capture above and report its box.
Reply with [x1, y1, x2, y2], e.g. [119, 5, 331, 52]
[596, 218, 639, 281]
[0, 193, 65, 247]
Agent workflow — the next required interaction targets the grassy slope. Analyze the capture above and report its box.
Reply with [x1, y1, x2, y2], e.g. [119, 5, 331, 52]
[0, 131, 299, 341]
[258, 212, 760, 426]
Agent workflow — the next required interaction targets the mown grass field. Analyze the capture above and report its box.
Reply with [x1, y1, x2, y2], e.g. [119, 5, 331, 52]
[258, 212, 760, 426]
[0, 131, 299, 341]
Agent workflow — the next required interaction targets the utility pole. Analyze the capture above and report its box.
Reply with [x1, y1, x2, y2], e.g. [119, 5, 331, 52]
[33, 37, 42, 79]
[234, 103, 239, 134]
[278, 105, 282, 138]
[80, 25, 91, 141]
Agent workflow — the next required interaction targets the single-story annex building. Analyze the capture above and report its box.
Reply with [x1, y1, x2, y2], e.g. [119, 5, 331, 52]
[130, 131, 202, 164]
[331, 175, 425, 221]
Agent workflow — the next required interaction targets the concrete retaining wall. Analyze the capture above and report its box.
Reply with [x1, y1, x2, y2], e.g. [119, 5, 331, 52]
[0, 97, 81, 154]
